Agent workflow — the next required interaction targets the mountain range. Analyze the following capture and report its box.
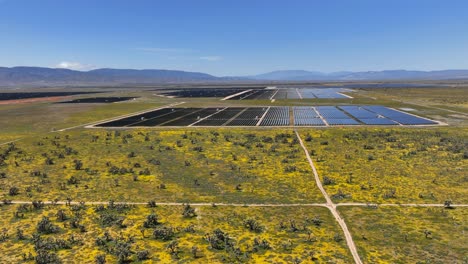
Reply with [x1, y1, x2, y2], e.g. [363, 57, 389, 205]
[0, 67, 219, 87]
[248, 70, 468, 81]
[1, 67, 468, 87]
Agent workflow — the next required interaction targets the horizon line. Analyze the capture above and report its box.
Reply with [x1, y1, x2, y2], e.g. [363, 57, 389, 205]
[2, 65, 468, 77]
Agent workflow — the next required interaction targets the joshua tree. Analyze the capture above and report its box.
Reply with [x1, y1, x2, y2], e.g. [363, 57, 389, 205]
[35, 250, 61, 264]
[322, 176, 335, 185]
[95, 254, 106, 264]
[136, 250, 149, 261]
[113, 241, 132, 263]
[444, 200, 454, 209]
[45, 157, 54, 165]
[204, 228, 232, 250]
[252, 237, 271, 250]
[153, 226, 175, 241]
[143, 213, 160, 228]
[191, 246, 200, 258]
[182, 204, 197, 218]
[9, 186, 19, 196]
[37, 217, 59, 234]
[0, 228, 8, 242]
[73, 160, 83, 170]
[424, 230, 432, 239]
[56, 209, 67, 221]
[306, 230, 316, 242]
[32, 200, 45, 210]
[167, 240, 179, 257]
[16, 228, 25, 240]
[289, 219, 299, 232]
[333, 233, 343, 242]
[243, 218, 264, 233]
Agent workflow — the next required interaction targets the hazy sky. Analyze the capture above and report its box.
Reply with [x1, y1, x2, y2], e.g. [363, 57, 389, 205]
[1, 0, 468, 76]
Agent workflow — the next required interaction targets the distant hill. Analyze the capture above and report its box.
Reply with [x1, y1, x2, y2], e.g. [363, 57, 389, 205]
[1, 67, 468, 87]
[250, 69, 468, 81]
[249, 70, 327, 80]
[0, 67, 220, 87]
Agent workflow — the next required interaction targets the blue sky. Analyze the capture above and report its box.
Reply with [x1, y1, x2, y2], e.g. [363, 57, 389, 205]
[1, 0, 468, 76]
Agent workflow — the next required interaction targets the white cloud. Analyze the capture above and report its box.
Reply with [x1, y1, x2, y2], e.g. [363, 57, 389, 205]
[199, 56, 222, 61]
[135, 47, 193, 53]
[55, 61, 96, 71]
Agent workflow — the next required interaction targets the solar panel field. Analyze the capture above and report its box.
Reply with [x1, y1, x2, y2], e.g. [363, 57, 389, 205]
[226, 88, 350, 100]
[94, 105, 439, 127]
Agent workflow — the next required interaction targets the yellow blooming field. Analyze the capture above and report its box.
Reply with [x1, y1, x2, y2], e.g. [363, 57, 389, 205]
[0, 203, 352, 263]
[300, 127, 468, 204]
[338, 206, 468, 263]
[0, 128, 324, 203]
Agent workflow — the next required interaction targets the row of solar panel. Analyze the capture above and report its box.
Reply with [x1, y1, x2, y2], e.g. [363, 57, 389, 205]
[95, 106, 437, 127]
[363, 106, 437, 125]
[293, 107, 325, 126]
[233, 88, 349, 100]
[260, 107, 290, 126]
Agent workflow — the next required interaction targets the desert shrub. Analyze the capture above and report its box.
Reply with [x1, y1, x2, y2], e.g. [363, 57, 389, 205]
[153, 226, 175, 241]
[182, 204, 197, 218]
[243, 218, 264, 233]
[143, 213, 160, 228]
[205, 228, 233, 250]
[37, 217, 59, 234]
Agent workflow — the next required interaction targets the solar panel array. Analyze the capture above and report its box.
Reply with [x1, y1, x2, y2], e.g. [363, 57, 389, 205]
[338, 106, 398, 125]
[230, 88, 350, 100]
[249, 90, 276, 100]
[159, 88, 248, 98]
[363, 106, 438, 125]
[95, 106, 438, 127]
[293, 107, 326, 126]
[300, 90, 317, 99]
[359, 118, 398, 125]
[300, 88, 348, 99]
[160, 108, 220, 126]
[287, 90, 301, 99]
[315, 106, 360, 125]
[97, 108, 182, 127]
[225, 107, 268, 126]
[259, 107, 290, 126]
[272, 90, 288, 100]
[129, 108, 201, 127]
[193, 108, 244, 126]
[227, 90, 258, 100]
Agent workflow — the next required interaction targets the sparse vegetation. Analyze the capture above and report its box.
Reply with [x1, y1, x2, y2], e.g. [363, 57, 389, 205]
[339, 206, 467, 263]
[0, 204, 351, 263]
[0, 129, 323, 204]
[301, 128, 468, 203]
